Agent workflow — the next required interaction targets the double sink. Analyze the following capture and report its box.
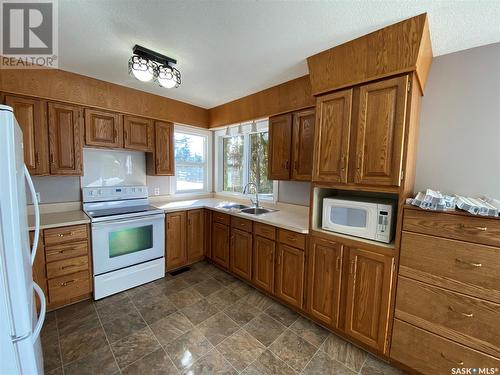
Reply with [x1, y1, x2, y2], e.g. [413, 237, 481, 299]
[217, 203, 277, 216]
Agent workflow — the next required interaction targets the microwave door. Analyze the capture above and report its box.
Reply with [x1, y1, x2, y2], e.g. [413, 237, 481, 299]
[325, 204, 377, 239]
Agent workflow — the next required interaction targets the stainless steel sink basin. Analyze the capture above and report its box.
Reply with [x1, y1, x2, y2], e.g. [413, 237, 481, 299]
[240, 207, 277, 215]
[219, 203, 249, 210]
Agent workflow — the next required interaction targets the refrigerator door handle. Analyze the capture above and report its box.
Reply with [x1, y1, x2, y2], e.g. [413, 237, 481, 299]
[31, 282, 46, 342]
[24, 165, 40, 266]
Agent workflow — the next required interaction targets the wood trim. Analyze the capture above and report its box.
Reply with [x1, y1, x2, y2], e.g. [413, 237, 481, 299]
[0, 68, 209, 128]
[208, 75, 314, 128]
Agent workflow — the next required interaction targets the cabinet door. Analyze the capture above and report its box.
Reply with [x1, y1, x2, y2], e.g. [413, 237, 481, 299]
[275, 244, 305, 309]
[344, 247, 394, 353]
[268, 113, 292, 180]
[5, 95, 49, 175]
[230, 228, 252, 281]
[166, 211, 187, 271]
[30, 232, 47, 311]
[84, 108, 123, 148]
[252, 235, 275, 294]
[313, 89, 352, 183]
[292, 109, 315, 181]
[354, 75, 408, 186]
[123, 115, 154, 152]
[48, 102, 84, 175]
[307, 237, 343, 328]
[204, 210, 212, 259]
[212, 222, 230, 269]
[155, 121, 174, 175]
[187, 209, 204, 263]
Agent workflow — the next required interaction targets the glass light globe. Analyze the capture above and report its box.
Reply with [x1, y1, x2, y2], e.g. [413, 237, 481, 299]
[128, 56, 155, 82]
[157, 65, 177, 88]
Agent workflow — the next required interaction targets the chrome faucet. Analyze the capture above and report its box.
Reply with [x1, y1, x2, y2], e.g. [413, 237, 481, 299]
[242, 182, 259, 208]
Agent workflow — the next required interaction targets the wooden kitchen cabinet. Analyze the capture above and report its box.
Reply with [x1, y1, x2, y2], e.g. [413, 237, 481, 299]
[291, 109, 315, 180]
[212, 221, 230, 269]
[166, 211, 187, 271]
[268, 113, 293, 180]
[30, 232, 47, 311]
[275, 243, 305, 309]
[252, 234, 276, 294]
[146, 121, 174, 176]
[5, 95, 49, 175]
[354, 75, 408, 186]
[204, 210, 212, 259]
[48, 102, 84, 175]
[344, 246, 394, 353]
[123, 115, 154, 152]
[230, 228, 253, 281]
[84, 108, 123, 148]
[187, 209, 204, 263]
[312, 89, 352, 183]
[307, 236, 343, 328]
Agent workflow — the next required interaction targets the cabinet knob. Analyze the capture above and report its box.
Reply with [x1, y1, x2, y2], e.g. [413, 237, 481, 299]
[448, 305, 473, 318]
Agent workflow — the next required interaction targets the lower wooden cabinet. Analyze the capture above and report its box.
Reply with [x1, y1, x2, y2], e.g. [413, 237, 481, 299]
[230, 228, 252, 281]
[344, 246, 394, 353]
[187, 209, 204, 262]
[275, 243, 305, 309]
[212, 221, 230, 269]
[30, 232, 47, 311]
[204, 210, 212, 259]
[166, 211, 187, 271]
[307, 236, 343, 328]
[252, 235, 276, 293]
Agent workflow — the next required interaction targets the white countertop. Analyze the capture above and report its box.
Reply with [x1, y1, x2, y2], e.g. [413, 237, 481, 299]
[152, 198, 309, 234]
[27, 210, 90, 231]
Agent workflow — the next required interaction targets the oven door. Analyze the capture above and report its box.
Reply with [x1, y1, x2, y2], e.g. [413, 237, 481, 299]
[91, 213, 165, 275]
[322, 200, 377, 240]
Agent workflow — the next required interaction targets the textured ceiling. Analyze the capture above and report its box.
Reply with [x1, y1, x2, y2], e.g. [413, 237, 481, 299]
[58, 0, 500, 108]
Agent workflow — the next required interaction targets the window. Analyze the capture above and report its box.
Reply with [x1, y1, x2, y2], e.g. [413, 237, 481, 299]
[174, 129, 209, 193]
[216, 120, 275, 200]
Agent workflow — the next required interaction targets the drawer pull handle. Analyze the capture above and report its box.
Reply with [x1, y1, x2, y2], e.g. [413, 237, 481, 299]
[448, 305, 474, 318]
[440, 353, 464, 366]
[57, 231, 74, 238]
[287, 236, 296, 241]
[455, 258, 482, 268]
[460, 224, 487, 231]
[61, 265, 76, 270]
[60, 280, 75, 287]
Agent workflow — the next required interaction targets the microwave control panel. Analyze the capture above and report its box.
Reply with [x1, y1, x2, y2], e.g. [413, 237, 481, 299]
[375, 206, 393, 243]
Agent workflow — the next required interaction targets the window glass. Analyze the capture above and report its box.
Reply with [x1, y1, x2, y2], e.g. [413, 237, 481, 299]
[249, 132, 273, 196]
[223, 136, 244, 192]
[175, 132, 207, 192]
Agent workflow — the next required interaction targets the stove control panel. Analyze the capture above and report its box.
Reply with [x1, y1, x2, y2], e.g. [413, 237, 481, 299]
[82, 186, 148, 202]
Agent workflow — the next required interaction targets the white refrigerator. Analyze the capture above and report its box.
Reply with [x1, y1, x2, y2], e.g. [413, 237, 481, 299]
[0, 104, 45, 374]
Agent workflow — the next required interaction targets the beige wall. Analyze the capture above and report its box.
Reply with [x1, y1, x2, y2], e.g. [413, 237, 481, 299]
[415, 42, 500, 197]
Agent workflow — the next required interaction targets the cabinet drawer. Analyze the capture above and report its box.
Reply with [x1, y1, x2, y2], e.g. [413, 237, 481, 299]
[254, 222, 276, 240]
[231, 216, 253, 232]
[44, 225, 88, 246]
[213, 211, 230, 225]
[395, 276, 500, 357]
[400, 232, 500, 303]
[278, 229, 305, 250]
[45, 241, 88, 263]
[46, 256, 89, 279]
[403, 208, 500, 247]
[48, 271, 91, 303]
[391, 319, 500, 375]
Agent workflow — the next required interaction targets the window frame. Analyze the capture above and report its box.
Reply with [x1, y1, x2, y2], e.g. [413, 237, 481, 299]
[171, 125, 212, 195]
[215, 119, 278, 202]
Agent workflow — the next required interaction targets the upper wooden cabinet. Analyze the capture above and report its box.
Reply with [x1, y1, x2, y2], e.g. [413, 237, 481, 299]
[291, 109, 315, 180]
[187, 209, 204, 263]
[230, 228, 253, 281]
[313, 89, 352, 183]
[344, 246, 394, 353]
[5, 95, 49, 175]
[123, 115, 154, 152]
[307, 237, 343, 329]
[84, 108, 123, 148]
[166, 211, 187, 271]
[48, 102, 84, 175]
[354, 75, 408, 186]
[146, 121, 174, 176]
[268, 113, 292, 180]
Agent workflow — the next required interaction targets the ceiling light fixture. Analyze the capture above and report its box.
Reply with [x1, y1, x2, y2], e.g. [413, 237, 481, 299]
[237, 123, 243, 134]
[251, 121, 257, 133]
[225, 127, 231, 136]
[128, 44, 181, 88]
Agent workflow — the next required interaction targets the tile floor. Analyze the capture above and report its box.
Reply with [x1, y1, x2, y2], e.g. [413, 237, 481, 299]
[41, 261, 406, 375]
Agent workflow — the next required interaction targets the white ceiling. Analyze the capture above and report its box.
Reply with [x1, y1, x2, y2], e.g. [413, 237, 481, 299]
[58, 0, 500, 108]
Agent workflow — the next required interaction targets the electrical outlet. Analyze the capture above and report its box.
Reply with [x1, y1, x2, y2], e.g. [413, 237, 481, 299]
[35, 192, 41, 203]
[154, 188, 160, 196]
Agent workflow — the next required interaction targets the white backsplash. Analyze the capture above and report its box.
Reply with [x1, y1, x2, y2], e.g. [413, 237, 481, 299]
[81, 148, 146, 188]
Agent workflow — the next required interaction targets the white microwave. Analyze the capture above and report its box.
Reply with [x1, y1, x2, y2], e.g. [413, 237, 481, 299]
[322, 197, 396, 243]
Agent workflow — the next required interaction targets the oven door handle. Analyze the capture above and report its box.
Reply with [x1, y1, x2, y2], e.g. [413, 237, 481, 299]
[92, 213, 165, 228]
